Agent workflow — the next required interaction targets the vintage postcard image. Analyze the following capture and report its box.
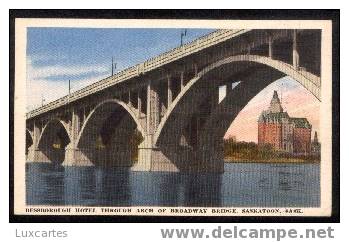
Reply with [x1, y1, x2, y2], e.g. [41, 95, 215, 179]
[14, 19, 333, 217]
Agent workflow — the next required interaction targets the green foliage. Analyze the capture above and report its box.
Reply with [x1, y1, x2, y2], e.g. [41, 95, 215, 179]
[223, 138, 319, 162]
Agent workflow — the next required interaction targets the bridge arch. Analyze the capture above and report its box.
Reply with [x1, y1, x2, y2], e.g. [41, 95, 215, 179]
[76, 99, 145, 167]
[154, 54, 320, 146]
[37, 119, 71, 163]
[152, 54, 320, 172]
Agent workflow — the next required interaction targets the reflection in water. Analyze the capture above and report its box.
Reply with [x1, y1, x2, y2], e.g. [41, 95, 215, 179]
[63, 167, 131, 206]
[94, 168, 131, 206]
[64, 167, 96, 205]
[26, 163, 65, 205]
[26, 163, 320, 207]
[183, 174, 222, 207]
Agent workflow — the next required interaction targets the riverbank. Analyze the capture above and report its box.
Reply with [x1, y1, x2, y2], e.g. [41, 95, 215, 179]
[224, 156, 320, 163]
[223, 140, 320, 164]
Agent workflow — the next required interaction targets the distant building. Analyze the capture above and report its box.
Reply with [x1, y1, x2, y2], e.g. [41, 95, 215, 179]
[258, 90, 312, 155]
[311, 131, 321, 156]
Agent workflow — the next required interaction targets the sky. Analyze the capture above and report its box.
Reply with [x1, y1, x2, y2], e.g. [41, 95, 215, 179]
[26, 28, 214, 110]
[26, 28, 320, 142]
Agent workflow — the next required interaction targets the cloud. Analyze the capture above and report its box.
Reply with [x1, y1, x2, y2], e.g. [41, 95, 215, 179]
[26, 75, 107, 111]
[26, 55, 110, 111]
[28, 65, 108, 81]
[27, 56, 109, 82]
[29, 53, 68, 64]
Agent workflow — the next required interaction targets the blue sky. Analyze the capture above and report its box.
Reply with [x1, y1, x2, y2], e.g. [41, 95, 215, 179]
[26, 28, 214, 110]
[27, 28, 214, 69]
[27, 29, 212, 83]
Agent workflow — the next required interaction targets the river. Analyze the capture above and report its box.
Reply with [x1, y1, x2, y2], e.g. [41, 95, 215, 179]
[26, 162, 320, 207]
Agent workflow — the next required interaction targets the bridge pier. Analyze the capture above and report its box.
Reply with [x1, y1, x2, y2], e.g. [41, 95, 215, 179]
[62, 108, 94, 166]
[132, 79, 179, 171]
[27, 146, 51, 163]
[26, 122, 52, 163]
[133, 136, 179, 172]
[195, 144, 224, 173]
[62, 145, 94, 166]
[134, 142, 224, 173]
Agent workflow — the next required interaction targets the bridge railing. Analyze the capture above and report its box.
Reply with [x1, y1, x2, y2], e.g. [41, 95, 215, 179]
[26, 29, 250, 119]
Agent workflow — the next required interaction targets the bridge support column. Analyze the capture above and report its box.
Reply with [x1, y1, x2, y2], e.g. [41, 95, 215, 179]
[268, 36, 273, 59]
[128, 90, 131, 106]
[134, 80, 159, 171]
[180, 71, 184, 90]
[132, 79, 178, 172]
[194, 63, 198, 77]
[27, 122, 50, 163]
[132, 135, 152, 171]
[195, 141, 224, 173]
[146, 80, 160, 133]
[167, 74, 172, 107]
[62, 109, 93, 166]
[293, 29, 299, 70]
[137, 89, 142, 118]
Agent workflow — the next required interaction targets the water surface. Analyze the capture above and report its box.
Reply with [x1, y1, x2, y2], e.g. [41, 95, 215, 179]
[26, 162, 320, 207]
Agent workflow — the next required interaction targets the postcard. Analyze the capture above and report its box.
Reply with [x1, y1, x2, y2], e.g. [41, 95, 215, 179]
[12, 17, 335, 218]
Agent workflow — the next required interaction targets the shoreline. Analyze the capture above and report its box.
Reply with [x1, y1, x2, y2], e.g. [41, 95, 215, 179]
[224, 157, 320, 164]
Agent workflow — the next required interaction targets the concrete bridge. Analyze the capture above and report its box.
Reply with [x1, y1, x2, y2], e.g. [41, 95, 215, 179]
[26, 29, 321, 172]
